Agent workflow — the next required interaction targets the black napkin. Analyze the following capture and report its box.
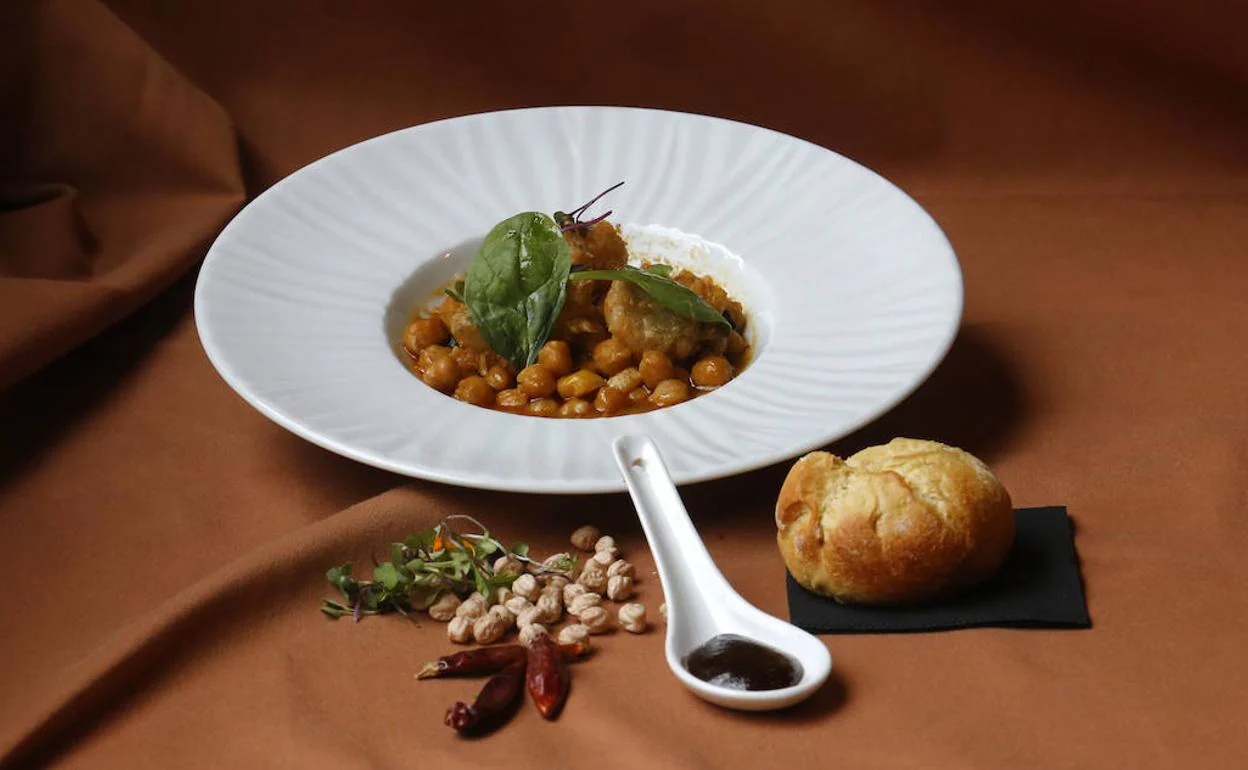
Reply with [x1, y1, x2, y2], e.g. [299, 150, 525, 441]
[786, 506, 1090, 633]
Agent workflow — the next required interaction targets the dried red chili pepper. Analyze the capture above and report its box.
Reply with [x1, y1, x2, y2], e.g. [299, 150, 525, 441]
[525, 634, 571, 720]
[416, 644, 527, 680]
[444, 660, 526, 733]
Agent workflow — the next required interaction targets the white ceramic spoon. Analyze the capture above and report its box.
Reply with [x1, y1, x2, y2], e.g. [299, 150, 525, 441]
[611, 435, 833, 711]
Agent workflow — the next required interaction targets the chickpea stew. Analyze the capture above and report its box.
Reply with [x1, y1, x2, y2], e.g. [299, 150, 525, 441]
[399, 186, 751, 418]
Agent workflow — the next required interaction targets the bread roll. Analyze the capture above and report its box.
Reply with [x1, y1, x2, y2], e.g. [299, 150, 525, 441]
[775, 438, 1014, 605]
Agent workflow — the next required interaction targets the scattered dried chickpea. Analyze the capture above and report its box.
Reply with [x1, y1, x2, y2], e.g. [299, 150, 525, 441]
[607, 574, 634, 601]
[570, 525, 601, 551]
[579, 605, 612, 634]
[639, 351, 675, 390]
[454, 595, 487, 621]
[513, 573, 541, 601]
[563, 582, 588, 606]
[473, 612, 508, 644]
[517, 365, 557, 398]
[592, 338, 634, 376]
[594, 535, 617, 553]
[607, 367, 643, 393]
[542, 552, 575, 571]
[558, 397, 593, 418]
[568, 592, 603, 617]
[544, 574, 571, 591]
[527, 398, 559, 417]
[591, 549, 616, 567]
[607, 560, 634, 579]
[577, 560, 608, 592]
[447, 616, 473, 644]
[557, 370, 607, 400]
[495, 388, 528, 408]
[427, 593, 461, 622]
[494, 587, 514, 605]
[618, 603, 648, 634]
[517, 606, 544, 629]
[537, 340, 573, 376]
[535, 593, 562, 624]
[488, 603, 515, 628]
[691, 355, 733, 388]
[422, 356, 460, 392]
[594, 386, 629, 414]
[519, 623, 548, 647]
[649, 378, 690, 407]
[504, 595, 532, 616]
[493, 555, 524, 576]
[557, 624, 592, 646]
[484, 364, 514, 391]
[454, 375, 495, 406]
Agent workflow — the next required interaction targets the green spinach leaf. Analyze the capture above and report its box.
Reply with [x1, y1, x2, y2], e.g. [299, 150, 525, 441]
[569, 266, 730, 327]
[463, 213, 571, 368]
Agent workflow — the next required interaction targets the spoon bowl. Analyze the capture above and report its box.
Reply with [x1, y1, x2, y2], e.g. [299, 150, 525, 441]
[612, 435, 832, 711]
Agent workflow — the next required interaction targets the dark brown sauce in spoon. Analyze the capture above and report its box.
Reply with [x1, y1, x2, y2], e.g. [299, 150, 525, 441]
[683, 633, 803, 691]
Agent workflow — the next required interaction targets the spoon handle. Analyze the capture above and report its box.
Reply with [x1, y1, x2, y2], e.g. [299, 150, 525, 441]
[612, 435, 735, 624]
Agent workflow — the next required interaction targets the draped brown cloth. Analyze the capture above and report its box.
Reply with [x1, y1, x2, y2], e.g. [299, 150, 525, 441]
[3, 1, 1247, 767]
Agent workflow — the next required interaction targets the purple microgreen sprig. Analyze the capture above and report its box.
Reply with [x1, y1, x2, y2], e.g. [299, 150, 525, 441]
[554, 181, 624, 233]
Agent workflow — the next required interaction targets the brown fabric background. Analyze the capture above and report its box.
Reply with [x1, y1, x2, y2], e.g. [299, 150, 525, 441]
[2, 1, 1246, 767]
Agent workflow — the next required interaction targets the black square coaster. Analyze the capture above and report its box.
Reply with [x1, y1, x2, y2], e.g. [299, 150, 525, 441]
[786, 506, 1091, 633]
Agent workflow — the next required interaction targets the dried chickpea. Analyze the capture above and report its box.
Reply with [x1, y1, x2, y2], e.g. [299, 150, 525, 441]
[591, 549, 616, 567]
[607, 574, 634, 601]
[454, 375, 495, 406]
[577, 560, 608, 592]
[639, 350, 675, 390]
[484, 364, 514, 391]
[513, 573, 541, 601]
[563, 582, 588, 605]
[594, 386, 629, 414]
[568, 592, 603, 617]
[594, 535, 616, 553]
[659, 603, 667, 619]
[527, 398, 559, 417]
[627, 387, 649, 405]
[451, 346, 481, 376]
[537, 340, 574, 376]
[570, 525, 601, 551]
[427, 593, 460, 622]
[649, 379, 690, 407]
[493, 555, 524, 576]
[454, 594, 487, 621]
[579, 605, 612, 634]
[557, 369, 607, 400]
[541, 552, 575, 572]
[517, 365, 557, 398]
[557, 624, 592, 646]
[559, 398, 593, 418]
[496, 388, 528, 408]
[691, 355, 733, 388]
[517, 606, 544, 629]
[416, 344, 452, 370]
[607, 366, 643, 393]
[544, 575, 570, 591]
[422, 356, 461, 393]
[519, 623, 549, 646]
[618, 603, 647, 634]
[592, 338, 634, 376]
[488, 603, 516, 628]
[473, 612, 508, 644]
[447, 616, 473, 644]
[607, 560, 634, 579]
[504, 595, 532, 616]
[494, 587, 514, 605]
[535, 592, 562, 624]
[404, 317, 449, 355]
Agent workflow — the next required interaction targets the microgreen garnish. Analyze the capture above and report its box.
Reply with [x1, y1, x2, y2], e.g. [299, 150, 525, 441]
[319, 515, 573, 622]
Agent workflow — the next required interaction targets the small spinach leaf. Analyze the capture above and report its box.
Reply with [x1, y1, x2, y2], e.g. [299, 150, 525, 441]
[463, 213, 570, 368]
[569, 266, 730, 327]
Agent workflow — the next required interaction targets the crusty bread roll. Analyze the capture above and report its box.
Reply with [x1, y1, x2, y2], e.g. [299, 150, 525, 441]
[776, 438, 1014, 605]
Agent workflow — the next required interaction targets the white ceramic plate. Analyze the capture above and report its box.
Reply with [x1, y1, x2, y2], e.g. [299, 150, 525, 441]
[195, 107, 961, 494]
